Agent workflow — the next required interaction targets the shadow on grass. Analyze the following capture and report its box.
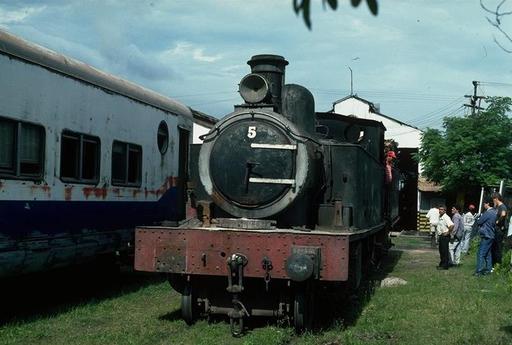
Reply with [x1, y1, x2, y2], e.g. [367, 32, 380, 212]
[158, 309, 182, 322]
[0, 259, 166, 326]
[312, 246, 403, 332]
[169, 246, 404, 336]
[500, 326, 512, 334]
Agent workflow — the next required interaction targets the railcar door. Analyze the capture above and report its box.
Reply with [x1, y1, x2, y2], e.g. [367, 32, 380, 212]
[177, 127, 190, 220]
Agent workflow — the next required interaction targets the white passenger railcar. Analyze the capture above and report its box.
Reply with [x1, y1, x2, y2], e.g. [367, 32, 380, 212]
[0, 30, 193, 277]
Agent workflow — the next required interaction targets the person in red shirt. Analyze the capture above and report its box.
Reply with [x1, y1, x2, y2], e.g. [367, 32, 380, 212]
[385, 150, 396, 184]
[383, 150, 396, 218]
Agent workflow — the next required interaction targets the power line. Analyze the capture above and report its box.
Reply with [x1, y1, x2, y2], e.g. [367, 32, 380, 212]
[408, 96, 466, 121]
[478, 81, 512, 87]
[189, 97, 240, 107]
[413, 105, 466, 129]
[172, 90, 236, 98]
[406, 97, 467, 128]
[311, 88, 460, 101]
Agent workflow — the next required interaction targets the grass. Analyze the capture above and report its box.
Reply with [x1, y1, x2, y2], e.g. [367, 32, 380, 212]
[1, 237, 511, 345]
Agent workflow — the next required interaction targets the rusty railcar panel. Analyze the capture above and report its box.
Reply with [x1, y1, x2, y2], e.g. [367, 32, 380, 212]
[135, 227, 350, 281]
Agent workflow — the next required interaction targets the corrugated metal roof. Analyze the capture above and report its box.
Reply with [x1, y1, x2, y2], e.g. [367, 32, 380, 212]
[332, 94, 421, 132]
[191, 108, 218, 126]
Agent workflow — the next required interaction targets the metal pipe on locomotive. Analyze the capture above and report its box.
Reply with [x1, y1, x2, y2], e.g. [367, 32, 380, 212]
[135, 54, 399, 335]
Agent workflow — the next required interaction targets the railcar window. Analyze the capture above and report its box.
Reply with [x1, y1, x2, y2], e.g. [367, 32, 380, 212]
[157, 121, 169, 154]
[0, 117, 44, 179]
[60, 131, 100, 184]
[112, 140, 142, 186]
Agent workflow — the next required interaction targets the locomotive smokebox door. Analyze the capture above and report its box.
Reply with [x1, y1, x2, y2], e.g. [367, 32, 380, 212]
[198, 111, 312, 219]
[210, 119, 295, 206]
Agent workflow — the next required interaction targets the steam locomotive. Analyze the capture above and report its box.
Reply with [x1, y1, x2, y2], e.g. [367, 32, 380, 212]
[135, 54, 399, 335]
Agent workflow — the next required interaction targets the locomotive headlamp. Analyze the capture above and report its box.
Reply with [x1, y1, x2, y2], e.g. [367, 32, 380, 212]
[285, 253, 314, 282]
[239, 73, 269, 104]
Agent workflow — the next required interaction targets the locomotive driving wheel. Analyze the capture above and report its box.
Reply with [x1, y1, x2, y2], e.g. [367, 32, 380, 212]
[181, 283, 197, 325]
[293, 284, 314, 333]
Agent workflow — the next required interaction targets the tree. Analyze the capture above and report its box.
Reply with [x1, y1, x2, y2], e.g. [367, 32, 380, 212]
[293, 0, 378, 29]
[417, 97, 512, 193]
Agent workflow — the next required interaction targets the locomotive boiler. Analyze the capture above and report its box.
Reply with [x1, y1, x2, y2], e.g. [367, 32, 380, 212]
[135, 54, 399, 335]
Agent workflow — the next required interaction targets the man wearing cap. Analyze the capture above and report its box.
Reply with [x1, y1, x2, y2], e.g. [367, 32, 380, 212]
[461, 204, 477, 254]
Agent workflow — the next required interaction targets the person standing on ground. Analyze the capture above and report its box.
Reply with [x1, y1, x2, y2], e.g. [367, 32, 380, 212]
[426, 205, 440, 244]
[461, 204, 477, 254]
[491, 192, 508, 267]
[508, 214, 512, 270]
[437, 206, 454, 270]
[449, 205, 463, 266]
[475, 199, 497, 276]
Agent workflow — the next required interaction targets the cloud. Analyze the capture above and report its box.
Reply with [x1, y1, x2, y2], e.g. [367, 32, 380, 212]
[1, 0, 511, 121]
[163, 41, 221, 63]
[0, 5, 45, 25]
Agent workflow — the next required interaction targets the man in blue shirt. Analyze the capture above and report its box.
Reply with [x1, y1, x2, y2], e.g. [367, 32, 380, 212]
[474, 199, 497, 276]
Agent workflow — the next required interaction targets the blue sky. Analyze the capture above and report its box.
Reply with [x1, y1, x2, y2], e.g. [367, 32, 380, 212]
[1, 0, 511, 129]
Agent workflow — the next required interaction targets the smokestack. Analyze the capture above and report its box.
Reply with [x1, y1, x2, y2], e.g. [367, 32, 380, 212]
[247, 54, 288, 113]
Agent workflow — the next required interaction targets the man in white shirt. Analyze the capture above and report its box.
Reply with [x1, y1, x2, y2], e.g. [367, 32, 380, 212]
[461, 204, 476, 254]
[437, 205, 454, 270]
[426, 206, 440, 244]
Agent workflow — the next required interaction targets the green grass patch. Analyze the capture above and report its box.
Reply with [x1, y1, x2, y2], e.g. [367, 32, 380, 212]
[1, 236, 511, 344]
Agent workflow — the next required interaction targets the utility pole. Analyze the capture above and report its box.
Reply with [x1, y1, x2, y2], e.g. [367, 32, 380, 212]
[464, 80, 486, 115]
[348, 66, 353, 95]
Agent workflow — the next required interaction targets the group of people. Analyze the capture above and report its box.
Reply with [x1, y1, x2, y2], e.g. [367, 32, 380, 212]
[426, 192, 511, 274]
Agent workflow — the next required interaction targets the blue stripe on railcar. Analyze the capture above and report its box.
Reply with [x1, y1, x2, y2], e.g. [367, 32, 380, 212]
[0, 187, 179, 239]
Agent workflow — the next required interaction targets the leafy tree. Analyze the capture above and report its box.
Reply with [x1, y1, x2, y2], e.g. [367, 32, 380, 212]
[417, 97, 512, 192]
[293, 0, 378, 29]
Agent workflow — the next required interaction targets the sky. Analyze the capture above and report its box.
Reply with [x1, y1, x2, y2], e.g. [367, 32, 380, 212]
[1, 0, 512, 130]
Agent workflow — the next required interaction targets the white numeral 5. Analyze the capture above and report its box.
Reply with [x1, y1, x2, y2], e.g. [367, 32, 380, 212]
[247, 126, 257, 139]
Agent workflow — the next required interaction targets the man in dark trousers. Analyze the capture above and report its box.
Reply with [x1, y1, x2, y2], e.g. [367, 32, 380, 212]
[491, 192, 508, 268]
[475, 199, 497, 276]
[437, 206, 454, 270]
[449, 205, 463, 266]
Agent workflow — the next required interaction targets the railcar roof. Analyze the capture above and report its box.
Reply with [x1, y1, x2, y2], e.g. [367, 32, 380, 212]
[0, 29, 193, 120]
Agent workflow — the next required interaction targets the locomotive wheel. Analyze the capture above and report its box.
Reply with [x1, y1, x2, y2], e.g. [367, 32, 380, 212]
[181, 284, 197, 325]
[293, 286, 314, 333]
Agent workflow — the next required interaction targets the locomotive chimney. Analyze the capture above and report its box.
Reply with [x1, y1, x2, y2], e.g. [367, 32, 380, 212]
[247, 54, 288, 113]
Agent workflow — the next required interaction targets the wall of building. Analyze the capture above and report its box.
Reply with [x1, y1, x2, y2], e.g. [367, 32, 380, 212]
[192, 122, 212, 144]
[334, 98, 422, 149]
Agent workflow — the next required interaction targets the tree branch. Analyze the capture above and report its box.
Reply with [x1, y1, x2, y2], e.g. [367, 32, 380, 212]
[481, 0, 512, 52]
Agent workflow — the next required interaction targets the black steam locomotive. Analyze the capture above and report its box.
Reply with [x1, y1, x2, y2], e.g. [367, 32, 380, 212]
[135, 54, 399, 335]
